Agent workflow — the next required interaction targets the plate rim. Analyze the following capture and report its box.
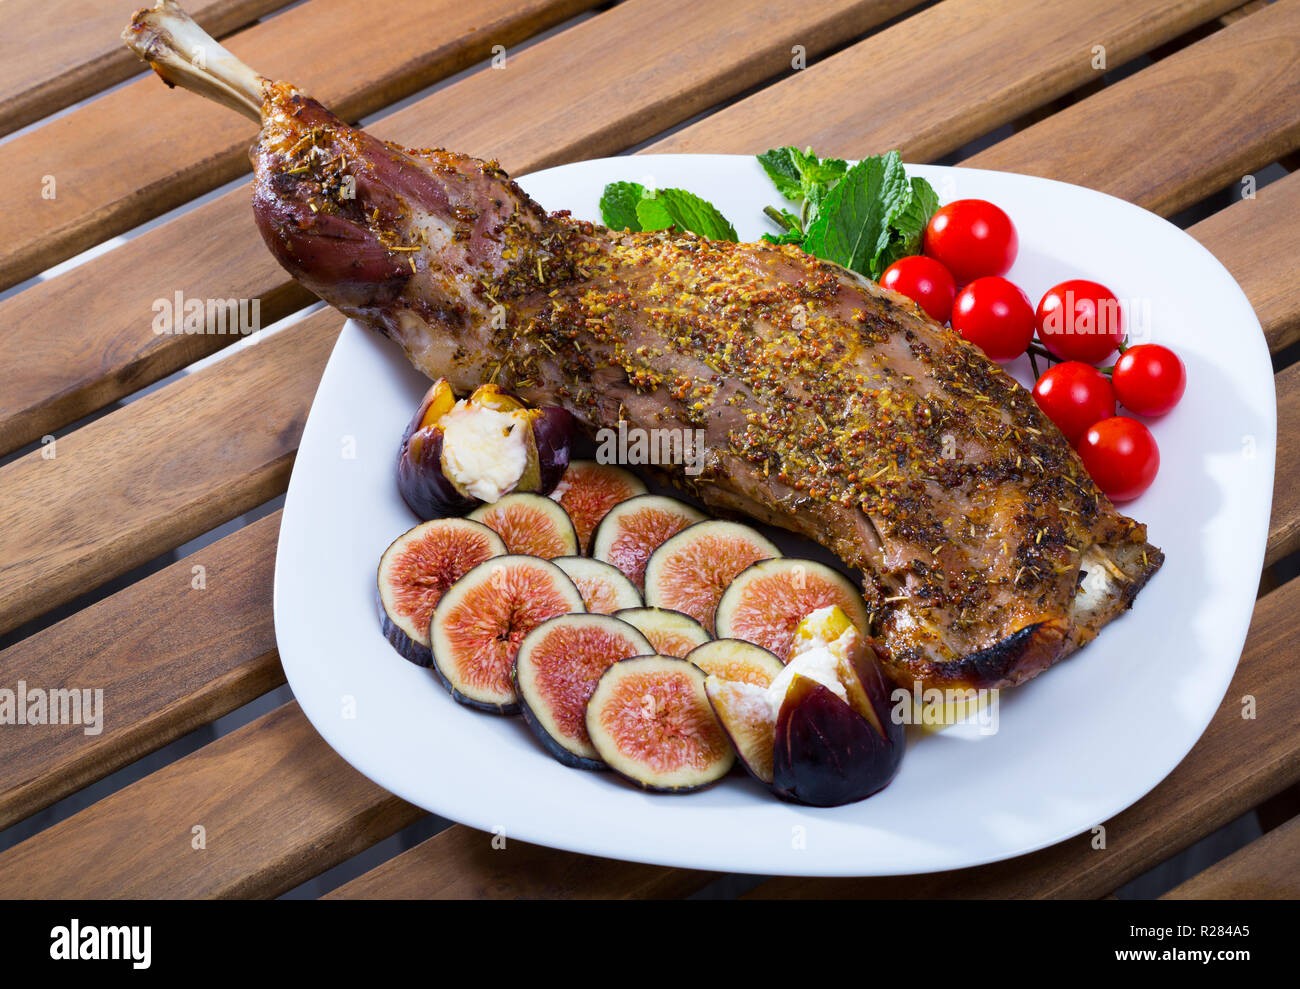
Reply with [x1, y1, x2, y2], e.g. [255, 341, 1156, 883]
[272, 154, 1276, 877]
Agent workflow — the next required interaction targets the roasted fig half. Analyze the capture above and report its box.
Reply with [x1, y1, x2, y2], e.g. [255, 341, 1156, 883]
[377, 518, 506, 666]
[644, 520, 780, 633]
[429, 555, 584, 713]
[706, 606, 904, 805]
[548, 460, 647, 552]
[613, 606, 710, 658]
[469, 493, 580, 558]
[553, 557, 642, 614]
[590, 494, 705, 589]
[397, 380, 574, 519]
[586, 655, 734, 792]
[514, 613, 654, 769]
[714, 558, 873, 660]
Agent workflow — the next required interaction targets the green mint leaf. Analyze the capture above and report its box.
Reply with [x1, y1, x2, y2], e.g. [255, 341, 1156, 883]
[872, 173, 941, 275]
[600, 181, 647, 231]
[799, 152, 848, 186]
[761, 229, 804, 246]
[757, 148, 805, 200]
[801, 154, 904, 276]
[635, 188, 738, 241]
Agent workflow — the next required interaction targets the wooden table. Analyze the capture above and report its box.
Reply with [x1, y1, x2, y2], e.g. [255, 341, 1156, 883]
[0, 0, 1296, 899]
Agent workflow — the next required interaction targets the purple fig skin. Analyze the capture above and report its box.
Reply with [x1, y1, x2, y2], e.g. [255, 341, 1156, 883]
[396, 427, 476, 519]
[771, 675, 904, 807]
[531, 405, 574, 495]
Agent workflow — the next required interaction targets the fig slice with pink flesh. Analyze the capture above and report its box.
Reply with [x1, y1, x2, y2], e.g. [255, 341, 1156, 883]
[513, 613, 654, 769]
[613, 607, 710, 659]
[429, 555, 584, 713]
[590, 494, 705, 589]
[585, 655, 734, 792]
[469, 493, 579, 558]
[548, 460, 647, 552]
[553, 557, 642, 614]
[377, 518, 506, 667]
[714, 558, 873, 660]
[644, 520, 781, 633]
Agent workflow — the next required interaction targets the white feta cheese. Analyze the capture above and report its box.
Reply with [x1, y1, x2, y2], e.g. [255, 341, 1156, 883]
[440, 403, 529, 502]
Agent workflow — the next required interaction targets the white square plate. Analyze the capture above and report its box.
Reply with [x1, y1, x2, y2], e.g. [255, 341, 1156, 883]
[274, 156, 1274, 876]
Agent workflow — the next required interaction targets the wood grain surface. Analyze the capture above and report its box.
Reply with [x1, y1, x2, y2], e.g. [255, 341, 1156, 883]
[0, 0, 289, 138]
[0, 0, 1294, 902]
[0, 308, 342, 637]
[649, 0, 1241, 162]
[1267, 363, 1299, 567]
[1161, 813, 1300, 898]
[967, 0, 1300, 217]
[326, 826, 717, 899]
[0, 513, 283, 831]
[0, 0, 920, 457]
[1189, 168, 1300, 355]
[0, 0, 600, 289]
[0, 702, 422, 898]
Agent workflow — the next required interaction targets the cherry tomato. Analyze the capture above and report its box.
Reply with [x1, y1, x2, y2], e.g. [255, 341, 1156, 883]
[922, 199, 1018, 283]
[1032, 362, 1116, 442]
[880, 255, 956, 323]
[950, 276, 1035, 362]
[1113, 344, 1186, 416]
[1035, 279, 1124, 364]
[1076, 416, 1159, 503]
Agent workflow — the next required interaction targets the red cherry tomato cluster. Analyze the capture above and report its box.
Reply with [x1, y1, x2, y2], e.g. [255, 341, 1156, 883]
[877, 198, 1187, 504]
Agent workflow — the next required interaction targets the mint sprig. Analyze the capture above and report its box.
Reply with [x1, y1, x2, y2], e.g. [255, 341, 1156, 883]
[762, 148, 938, 279]
[599, 183, 737, 241]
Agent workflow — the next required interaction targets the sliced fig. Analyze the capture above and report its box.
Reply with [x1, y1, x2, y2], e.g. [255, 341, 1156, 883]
[687, 639, 784, 687]
[714, 558, 873, 660]
[590, 494, 705, 589]
[613, 607, 710, 659]
[397, 380, 574, 519]
[396, 378, 474, 518]
[706, 608, 904, 802]
[553, 557, 642, 614]
[429, 555, 584, 713]
[772, 672, 903, 807]
[644, 520, 781, 632]
[549, 460, 647, 552]
[704, 676, 776, 784]
[469, 493, 579, 558]
[377, 518, 506, 666]
[514, 614, 654, 769]
[586, 655, 734, 792]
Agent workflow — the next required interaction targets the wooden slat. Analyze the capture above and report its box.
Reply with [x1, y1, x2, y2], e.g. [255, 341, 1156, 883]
[0, 0, 600, 290]
[967, 0, 1300, 217]
[326, 827, 716, 899]
[0, 308, 342, 638]
[1161, 814, 1300, 898]
[744, 573, 1300, 897]
[1189, 169, 1300, 355]
[2, 0, 1293, 900]
[0, 512, 282, 831]
[0, 0, 289, 139]
[0, 702, 422, 898]
[1266, 363, 1299, 567]
[649, 0, 1241, 162]
[0, 0, 920, 456]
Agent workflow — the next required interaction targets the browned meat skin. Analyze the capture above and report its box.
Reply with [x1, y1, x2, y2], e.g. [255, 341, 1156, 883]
[120, 4, 1161, 692]
[245, 90, 1162, 690]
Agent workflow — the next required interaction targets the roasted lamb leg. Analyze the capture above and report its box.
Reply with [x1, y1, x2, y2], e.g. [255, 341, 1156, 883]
[124, 1, 1162, 691]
